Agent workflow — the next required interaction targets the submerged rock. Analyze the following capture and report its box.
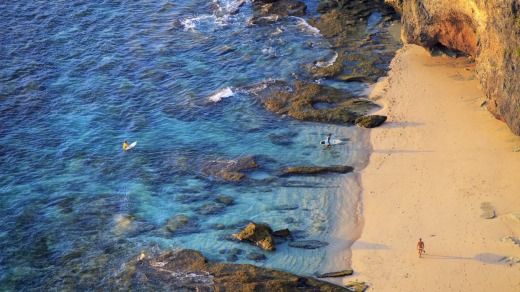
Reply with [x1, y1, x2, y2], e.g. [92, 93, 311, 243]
[233, 222, 276, 251]
[160, 214, 200, 236]
[215, 195, 235, 206]
[248, 80, 379, 124]
[126, 249, 348, 290]
[279, 165, 354, 176]
[355, 115, 387, 128]
[197, 203, 226, 215]
[200, 156, 259, 182]
[289, 240, 329, 249]
[246, 252, 267, 261]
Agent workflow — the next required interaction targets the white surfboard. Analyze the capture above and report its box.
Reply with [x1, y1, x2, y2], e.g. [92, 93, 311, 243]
[320, 139, 342, 145]
[125, 141, 137, 150]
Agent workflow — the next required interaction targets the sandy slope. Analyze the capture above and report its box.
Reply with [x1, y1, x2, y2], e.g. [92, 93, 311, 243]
[347, 45, 520, 291]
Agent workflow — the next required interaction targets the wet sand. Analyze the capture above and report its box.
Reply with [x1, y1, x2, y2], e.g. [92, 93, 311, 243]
[341, 44, 520, 291]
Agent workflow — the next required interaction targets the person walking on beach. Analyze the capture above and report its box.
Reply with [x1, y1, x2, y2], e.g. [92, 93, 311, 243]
[417, 238, 425, 258]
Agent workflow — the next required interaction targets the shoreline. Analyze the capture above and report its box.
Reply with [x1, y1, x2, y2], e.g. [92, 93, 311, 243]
[332, 44, 520, 290]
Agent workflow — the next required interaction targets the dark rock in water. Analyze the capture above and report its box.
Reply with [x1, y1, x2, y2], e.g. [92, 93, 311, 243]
[113, 213, 155, 238]
[355, 115, 387, 128]
[227, 254, 239, 262]
[233, 222, 276, 251]
[289, 240, 329, 249]
[197, 203, 225, 215]
[290, 229, 309, 239]
[246, 252, 267, 262]
[273, 204, 299, 210]
[176, 193, 211, 204]
[273, 228, 291, 238]
[128, 249, 347, 290]
[279, 165, 354, 176]
[160, 214, 199, 236]
[268, 133, 295, 146]
[200, 156, 259, 182]
[215, 195, 235, 206]
[284, 217, 295, 223]
[211, 223, 226, 230]
[251, 0, 307, 24]
[248, 80, 379, 124]
[316, 269, 354, 278]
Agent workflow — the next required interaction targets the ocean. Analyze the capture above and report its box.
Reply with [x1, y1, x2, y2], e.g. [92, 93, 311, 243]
[0, 0, 399, 289]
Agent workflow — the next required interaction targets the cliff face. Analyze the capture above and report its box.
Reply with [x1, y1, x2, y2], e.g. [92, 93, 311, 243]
[387, 0, 520, 135]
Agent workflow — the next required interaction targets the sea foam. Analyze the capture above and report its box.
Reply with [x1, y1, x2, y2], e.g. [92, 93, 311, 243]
[208, 87, 234, 102]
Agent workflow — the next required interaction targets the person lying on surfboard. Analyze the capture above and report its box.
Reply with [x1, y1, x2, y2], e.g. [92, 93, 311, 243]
[123, 140, 128, 151]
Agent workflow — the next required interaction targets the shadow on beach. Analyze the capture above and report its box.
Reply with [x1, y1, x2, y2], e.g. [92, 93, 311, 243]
[422, 252, 511, 265]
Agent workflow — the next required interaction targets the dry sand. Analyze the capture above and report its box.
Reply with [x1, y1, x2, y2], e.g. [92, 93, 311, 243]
[345, 44, 520, 291]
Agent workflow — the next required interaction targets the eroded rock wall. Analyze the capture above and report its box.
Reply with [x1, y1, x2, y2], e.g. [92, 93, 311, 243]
[387, 0, 520, 135]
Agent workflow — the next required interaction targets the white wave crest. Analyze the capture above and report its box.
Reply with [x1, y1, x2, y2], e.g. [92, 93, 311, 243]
[315, 51, 338, 68]
[208, 87, 234, 102]
[288, 16, 321, 36]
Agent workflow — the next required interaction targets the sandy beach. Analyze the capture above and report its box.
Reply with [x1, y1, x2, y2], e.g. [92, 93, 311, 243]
[345, 44, 520, 291]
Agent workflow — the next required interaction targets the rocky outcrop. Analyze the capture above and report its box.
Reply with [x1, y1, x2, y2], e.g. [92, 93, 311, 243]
[316, 269, 354, 278]
[387, 0, 520, 135]
[128, 249, 348, 291]
[233, 222, 277, 251]
[249, 80, 380, 124]
[279, 165, 354, 176]
[251, 0, 307, 24]
[355, 115, 387, 128]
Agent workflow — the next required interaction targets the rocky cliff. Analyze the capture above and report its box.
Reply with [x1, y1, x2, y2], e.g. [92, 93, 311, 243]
[386, 0, 520, 135]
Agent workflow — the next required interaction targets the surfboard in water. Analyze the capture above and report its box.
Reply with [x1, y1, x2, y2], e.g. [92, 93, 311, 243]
[320, 139, 342, 145]
[125, 141, 137, 150]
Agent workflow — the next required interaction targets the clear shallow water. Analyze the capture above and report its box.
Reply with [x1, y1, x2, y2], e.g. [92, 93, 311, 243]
[0, 0, 379, 289]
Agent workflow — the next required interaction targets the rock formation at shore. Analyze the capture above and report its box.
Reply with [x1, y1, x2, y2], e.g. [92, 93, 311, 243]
[121, 249, 348, 291]
[386, 0, 520, 135]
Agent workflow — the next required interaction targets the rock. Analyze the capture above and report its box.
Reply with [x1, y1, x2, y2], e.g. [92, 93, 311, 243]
[273, 228, 291, 237]
[279, 165, 354, 176]
[355, 115, 387, 128]
[508, 212, 520, 224]
[288, 240, 329, 249]
[480, 202, 495, 219]
[215, 195, 235, 206]
[387, 0, 520, 136]
[246, 252, 267, 261]
[346, 280, 369, 292]
[211, 224, 226, 230]
[197, 203, 225, 215]
[247, 80, 379, 124]
[316, 269, 354, 278]
[233, 222, 276, 251]
[200, 156, 259, 182]
[273, 204, 299, 210]
[161, 214, 199, 235]
[127, 249, 348, 290]
[251, 0, 307, 24]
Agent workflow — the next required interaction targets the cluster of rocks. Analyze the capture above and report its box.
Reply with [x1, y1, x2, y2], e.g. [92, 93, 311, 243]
[240, 0, 400, 129]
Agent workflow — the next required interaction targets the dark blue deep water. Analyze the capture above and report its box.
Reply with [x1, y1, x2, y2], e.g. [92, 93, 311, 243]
[0, 0, 398, 290]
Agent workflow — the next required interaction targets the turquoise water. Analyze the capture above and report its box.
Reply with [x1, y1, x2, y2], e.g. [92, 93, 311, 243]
[0, 0, 393, 290]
